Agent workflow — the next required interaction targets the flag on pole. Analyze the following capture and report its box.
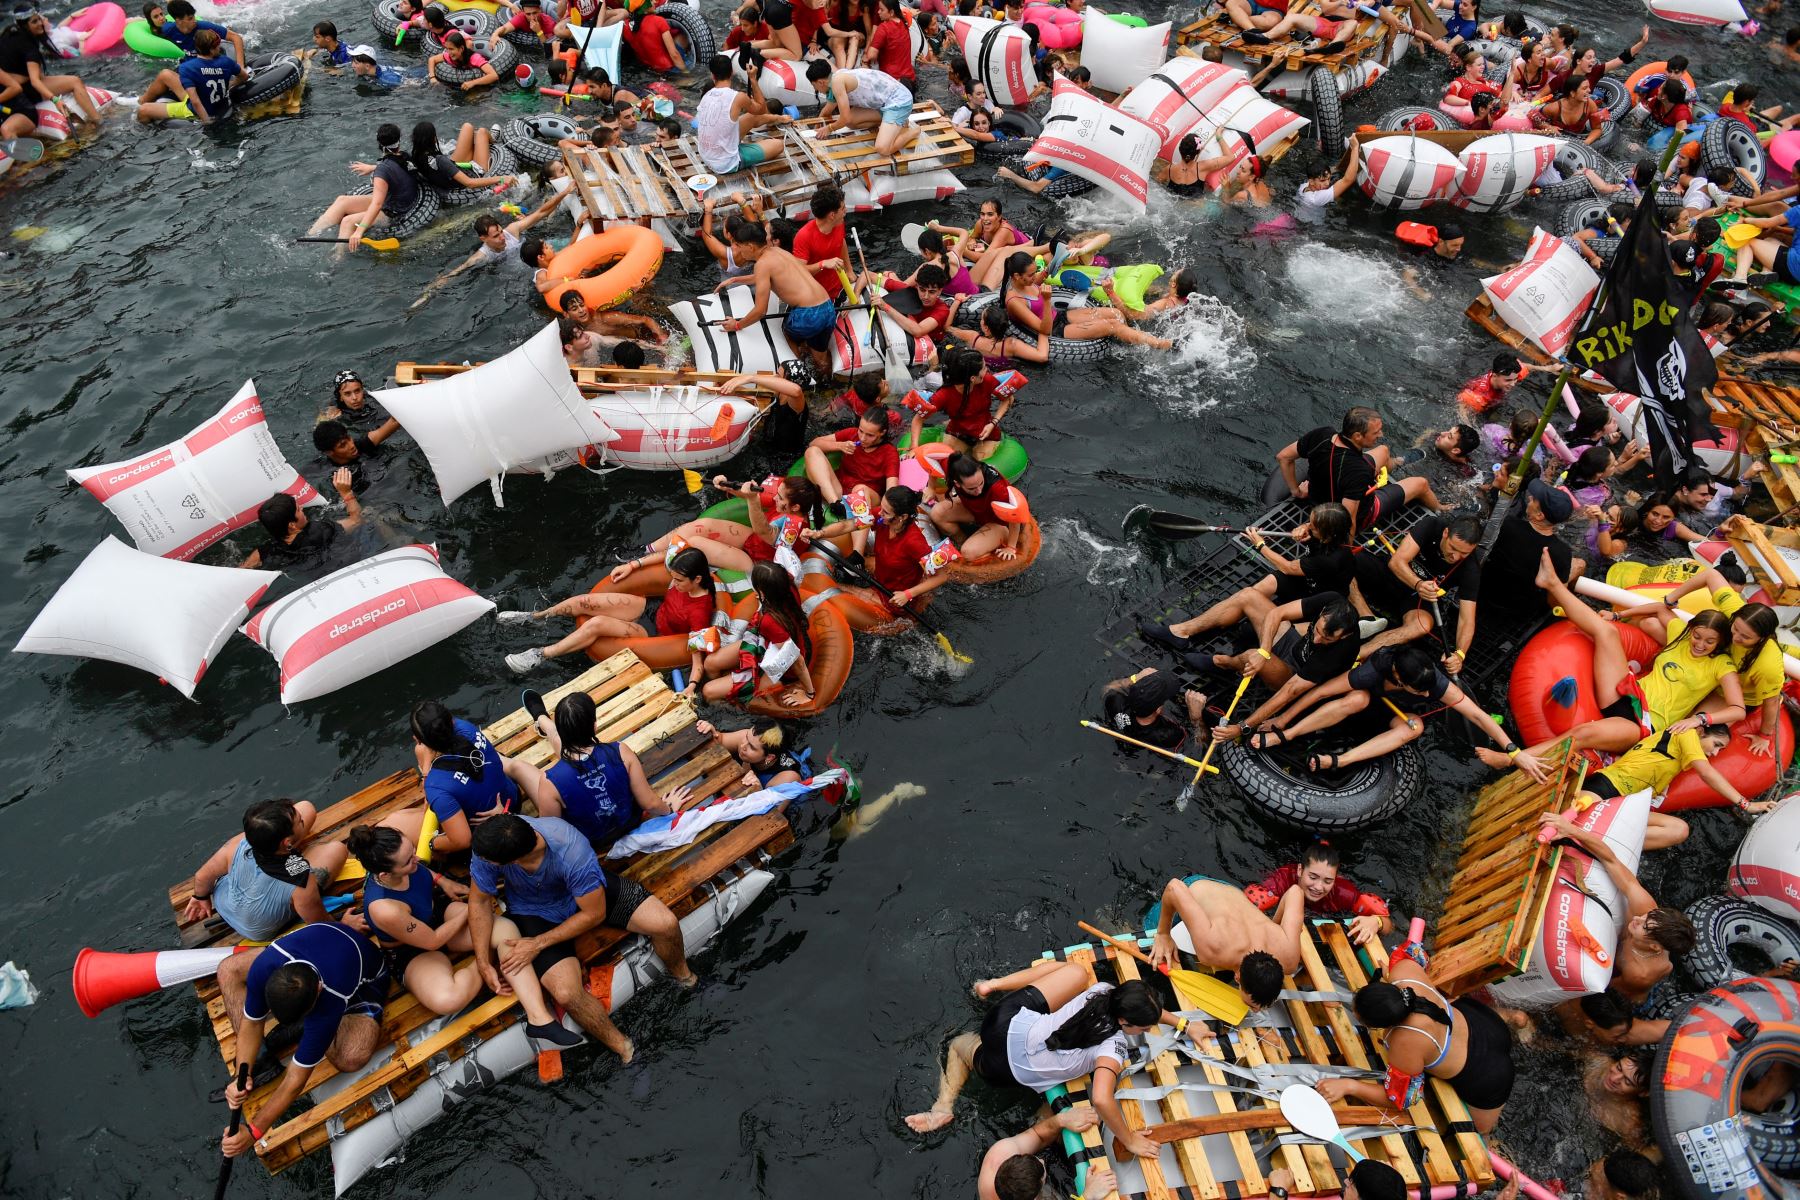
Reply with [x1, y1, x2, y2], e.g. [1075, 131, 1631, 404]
[1564, 185, 1719, 480]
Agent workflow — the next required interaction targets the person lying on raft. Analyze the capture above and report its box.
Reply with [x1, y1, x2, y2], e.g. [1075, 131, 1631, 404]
[907, 345, 1020, 462]
[1100, 667, 1208, 752]
[1475, 551, 1746, 766]
[1244, 841, 1392, 947]
[813, 484, 954, 613]
[979, 1109, 1114, 1200]
[888, 226, 978, 298]
[1149, 876, 1305, 1002]
[345, 821, 583, 1047]
[696, 717, 810, 788]
[184, 799, 358, 943]
[944, 303, 1051, 367]
[633, 474, 823, 581]
[1139, 502, 1356, 658]
[1353, 511, 1483, 669]
[1207, 592, 1360, 748]
[994, 252, 1174, 351]
[903, 963, 1178, 1145]
[239, 470, 361, 571]
[721, 220, 838, 376]
[1254, 643, 1550, 779]
[930, 452, 1025, 563]
[529, 691, 689, 850]
[804, 406, 900, 512]
[691, 560, 820, 708]
[501, 545, 722, 681]
[1235, 0, 1359, 52]
[410, 699, 549, 855]
[977, 229, 1111, 294]
[1324, 955, 1516, 1133]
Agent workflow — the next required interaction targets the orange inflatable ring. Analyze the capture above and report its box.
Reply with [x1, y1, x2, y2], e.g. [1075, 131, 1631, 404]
[912, 440, 953, 480]
[1509, 617, 1793, 812]
[577, 565, 725, 670]
[947, 513, 1042, 584]
[727, 592, 853, 717]
[794, 547, 936, 633]
[544, 223, 664, 314]
[1624, 61, 1696, 99]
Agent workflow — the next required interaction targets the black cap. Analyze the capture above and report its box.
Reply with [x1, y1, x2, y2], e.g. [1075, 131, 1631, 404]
[1437, 222, 1465, 242]
[1122, 670, 1182, 719]
[1527, 477, 1574, 524]
[1349, 1160, 1406, 1200]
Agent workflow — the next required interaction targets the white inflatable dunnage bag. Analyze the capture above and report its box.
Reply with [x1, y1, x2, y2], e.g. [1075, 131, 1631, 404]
[240, 544, 494, 704]
[1728, 792, 1800, 921]
[1488, 787, 1652, 1008]
[1648, 0, 1748, 27]
[1028, 79, 1163, 211]
[586, 387, 764, 469]
[1453, 132, 1560, 212]
[670, 285, 795, 374]
[1195, 89, 1310, 190]
[372, 322, 617, 507]
[69, 380, 323, 561]
[13, 536, 277, 699]
[1078, 9, 1171, 95]
[842, 170, 966, 211]
[951, 16, 1040, 107]
[830, 307, 936, 377]
[1481, 227, 1599, 358]
[1117, 58, 1250, 160]
[1358, 134, 1466, 209]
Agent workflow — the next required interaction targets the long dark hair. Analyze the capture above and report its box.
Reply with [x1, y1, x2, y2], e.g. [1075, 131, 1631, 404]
[410, 700, 479, 764]
[1562, 443, 1613, 489]
[1306, 502, 1351, 548]
[1354, 980, 1452, 1030]
[751, 560, 812, 659]
[1667, 607, 1733, 658]
[346, 823, 405, 876]
[409, 120, 441, 170]
[996, 250, 1036, 315]
[554, 692, 599, 757]
[1043, 980, 1160, 1050]
[1732, 602, 1779, 677]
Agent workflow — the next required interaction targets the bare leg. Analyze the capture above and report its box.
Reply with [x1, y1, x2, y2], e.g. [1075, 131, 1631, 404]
[905, 1030, 978, 1132]
[325, 1013, 382, 1071]
[626, 895, 695, 985]
[804, 444, 847, 504]
[491, 915, 558, 1025]
[1360, 609, 1434, 656]
[1170, 581, 1268, 638]
[540, 614, 648, 659]
[1277, 689, 1373, 742]
[541, 956, 633, 1061]
[1643, 812, 1690, 852]
[958, 521, 1011, 560]
[972, 957, 1067, 999]
[403, 950, 484, 1015]
[217, 948, 257, 1025]
[1319, 714, 1423, 769]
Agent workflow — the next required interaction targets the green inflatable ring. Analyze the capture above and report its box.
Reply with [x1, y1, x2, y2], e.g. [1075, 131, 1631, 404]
[1102, 263, 1164, 313]
[123, 16, 183, 58]
[1764, 280, 1800, 318]
[1106, 11, 1147, 24]
[899, 426, 1030, 482]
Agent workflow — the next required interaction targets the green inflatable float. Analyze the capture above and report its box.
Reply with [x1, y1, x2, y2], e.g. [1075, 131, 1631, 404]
[123, 16, 183, 58]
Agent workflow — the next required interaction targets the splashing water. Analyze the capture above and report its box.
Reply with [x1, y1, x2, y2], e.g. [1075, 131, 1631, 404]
[1042, 517, 1143, 587]
[1283, 245, 1409, 323]
[1139, 293, 1256, 413]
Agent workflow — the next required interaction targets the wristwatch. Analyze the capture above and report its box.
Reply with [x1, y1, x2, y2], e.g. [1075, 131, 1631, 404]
[1271, 1188, 1290, 1200]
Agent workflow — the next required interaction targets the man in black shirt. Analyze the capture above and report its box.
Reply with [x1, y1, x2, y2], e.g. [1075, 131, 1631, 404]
[1477, 479, 1582, 615]
[1355, 512, 1483, 674]
[240, 469, 363, 571]
[1210, 592, 1359, 745]
[312, 416, 401, 496]
[1100, 668, 1207, 754]
[1277, 406, 1446, 529]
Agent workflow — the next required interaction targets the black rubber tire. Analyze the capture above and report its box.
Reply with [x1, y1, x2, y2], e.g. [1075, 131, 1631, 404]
[1685, 894, 1800, 989]
[436, 140, 518, 205]
[999, 155, 1096, 199]
[1376, 105, 1458, 132]
[953, 288, 1108, 364]
[1593, 76, 1631, 121]
[349, 180, 442, 239]
[1309, 68, 1344, 158]
[1702, 116, 1767, 196]
[976, 111, 1040, 159]
[1551, 137, 1608, 180]
[657, 1, 717, 70]
[423, 7, 498, 49]
[230, 53, 303, 108]
[433, 35, 517, 84]
[502, 25, 556, 52]
[1555, 196, 1611, 238]
[500, 113, 581, 165]
[371, 0, 426, 44]
[1220, 738, 1425, 833]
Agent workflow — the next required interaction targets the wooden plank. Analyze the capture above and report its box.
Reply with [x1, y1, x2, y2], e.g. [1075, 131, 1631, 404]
[1146, 1106, 1394, 1141]
[1114, 955, 1226, 1200]
[561, 144, 610, 221]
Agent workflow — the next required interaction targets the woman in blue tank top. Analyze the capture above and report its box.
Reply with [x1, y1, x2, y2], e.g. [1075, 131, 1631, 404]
[534, 692, 688, 852]
[346, 823, 581, 1048]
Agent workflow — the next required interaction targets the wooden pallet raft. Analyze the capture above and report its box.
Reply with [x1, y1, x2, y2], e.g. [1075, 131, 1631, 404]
[1035, 921, 1496, 1198]
[166, 651, 794, 1176]
[1171, 0, 1412, 72]
[392, 359, 787, 409]
[1708, 381, 1800, 519]
[1426, 743, 1582, 998]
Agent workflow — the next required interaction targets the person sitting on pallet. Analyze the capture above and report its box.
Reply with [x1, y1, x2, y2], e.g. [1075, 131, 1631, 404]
[805, 60, 920, 160]
[1148, 876, 1307, 1004]
[979, 1110, 1115, 1200]
[218, 922, 389, 1159]
[695, 717, 811, 788]
[182, 799, 359, 944]
[1236, 0, 1362, 51]
[1243, 841, 1393, 947]
[1204, 592, 1362, 745]
[469, 812, 697, 1064]
[528, 691, 692, 851]
[696, 53, 791, 177]
[410, 700, 551, 856]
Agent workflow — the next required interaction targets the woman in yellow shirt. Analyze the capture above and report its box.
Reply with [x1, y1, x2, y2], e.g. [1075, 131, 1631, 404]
[1570, 723, 1771, 852]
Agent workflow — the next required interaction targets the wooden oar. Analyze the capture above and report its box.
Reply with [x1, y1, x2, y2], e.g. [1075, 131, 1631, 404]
[214, 1061, 250, 1200]
[1077, 920, 1248, 1026]
[1144, 1105, 1395, 1143]
[293, 234, 402, 251]
[1078, 721, 1217, 773]
[1176, 673, 1251, 808]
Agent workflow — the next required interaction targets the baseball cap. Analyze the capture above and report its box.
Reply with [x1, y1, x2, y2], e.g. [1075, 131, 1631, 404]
[348, 43, 378, 62]
[1527, 477, 1574, 524]
[1122, 670, 1182, 719]
[1670, 242, 1699, 270]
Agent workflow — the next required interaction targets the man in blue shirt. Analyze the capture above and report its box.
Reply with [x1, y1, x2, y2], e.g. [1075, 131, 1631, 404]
[309, 19, 350, 65]
[348, 44, 408, 88]
[216, 922, 387, 1159]
[160, 0, 245, 63]
[469, 814, 694, 1062]
[136, 27, 241, 123]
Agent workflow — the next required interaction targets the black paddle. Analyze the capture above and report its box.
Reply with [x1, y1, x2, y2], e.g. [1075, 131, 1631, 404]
[1137, 508, 1249, 540]
[215, 1061, 251, 1200]
[811, 539, 970, 662]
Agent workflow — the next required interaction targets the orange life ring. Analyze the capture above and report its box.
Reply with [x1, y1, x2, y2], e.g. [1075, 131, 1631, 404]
[1509, 616, 1793, 811]
[795, 552, 935, 633]
[946, 513, 1042, 584]
[577, 565, 724, 669]
[912, 440, 952, 480]
[1395, 221, 1439, 248]
[544, 223, 664, 314]
[727, 592, 854, 717]
[1625, 61, 1696, 98]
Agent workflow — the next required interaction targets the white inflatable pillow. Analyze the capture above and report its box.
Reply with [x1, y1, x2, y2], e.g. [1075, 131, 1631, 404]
[1482, 228, 1599, 358]
[1080, 9, 1171, 95]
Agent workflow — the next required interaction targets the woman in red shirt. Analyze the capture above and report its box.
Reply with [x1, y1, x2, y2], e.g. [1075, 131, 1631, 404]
[1441, 47, 1498, 105]
[803, 407, 901, 510]
[1532, 75, 1607, 144]
[635, 476, 824, 578]
[622, 7, 681, 71]
[816, 485, 954, 610]
[699, 560, 818, 706]
[907, 345, 1016, 460]
[500, 545, 722, 677]
[861, 0, 914, 86]
[930, 450, 1024, 561]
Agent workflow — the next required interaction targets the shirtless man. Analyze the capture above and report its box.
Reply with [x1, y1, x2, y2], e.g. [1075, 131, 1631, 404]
[720, 220, 837, 375]
[1148, 877, 1305, 1008]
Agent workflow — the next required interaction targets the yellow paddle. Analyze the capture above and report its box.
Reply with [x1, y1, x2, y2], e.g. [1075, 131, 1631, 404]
[1175, 673, 1252, 808]
[1079, 720, 1218, 772]
[294, 234, 402, 251]
[1077, 920, 1249, 1026]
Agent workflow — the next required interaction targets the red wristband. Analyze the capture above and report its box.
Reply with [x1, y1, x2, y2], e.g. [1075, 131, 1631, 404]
[247, 1120, 263, 1141]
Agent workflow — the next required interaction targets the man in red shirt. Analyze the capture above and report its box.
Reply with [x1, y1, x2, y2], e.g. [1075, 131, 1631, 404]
[622, 7, 680, 72]
[879, 262, 950, 349]
[1243, 844, 1392, 946]
[791, 184, 848, 302]
[724, 5, 770, 49]
[802, 408, 900, 510]
[862, 0, 914, 86]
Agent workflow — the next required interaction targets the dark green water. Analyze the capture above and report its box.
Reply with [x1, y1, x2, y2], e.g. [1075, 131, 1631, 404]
[0, 2, 1784, 1195]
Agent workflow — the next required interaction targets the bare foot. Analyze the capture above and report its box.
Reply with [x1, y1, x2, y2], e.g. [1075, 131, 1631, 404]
[672, 971, 699, 989]
[905, 1108, 954, 1134]
[616, 1037, 636, 1065]
[1474, 745, 1511, 770]
[1535, 547, 1558, 590]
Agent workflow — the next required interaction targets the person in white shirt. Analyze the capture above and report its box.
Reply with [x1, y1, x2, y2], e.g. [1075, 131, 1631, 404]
[1296, 134, 1360, 219]
[696, 52, 791, 175]
[951, 81, 998, 128]
[806, 60, 918, 157]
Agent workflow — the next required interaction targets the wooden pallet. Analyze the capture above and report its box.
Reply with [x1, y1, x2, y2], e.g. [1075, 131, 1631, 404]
[391, 359, 787, 407]
[1708, 379, 1800, 518]
[1172, 0, 1413, 72]
[166, 651, 795, 1175]
[562, 102, 971, 224]
[1709, 514, 1800, 604]
[1426, 743, 1583, 998]
[1040, 921, 1494, 1199]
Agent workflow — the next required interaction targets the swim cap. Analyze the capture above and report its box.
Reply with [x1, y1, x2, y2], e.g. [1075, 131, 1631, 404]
[1437, 222, 1465, 241]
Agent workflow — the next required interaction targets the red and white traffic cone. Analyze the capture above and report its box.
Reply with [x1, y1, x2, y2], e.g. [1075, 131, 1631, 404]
[73, 946, 237, 1018]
